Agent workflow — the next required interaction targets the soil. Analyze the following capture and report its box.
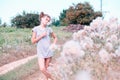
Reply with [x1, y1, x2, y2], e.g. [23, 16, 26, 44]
[22, 70, 46, 80]
[0, 55, 37, 75]
[0, 46, 36, 67]
[0, 44, 61, 79]
[0, 44, 120, 80]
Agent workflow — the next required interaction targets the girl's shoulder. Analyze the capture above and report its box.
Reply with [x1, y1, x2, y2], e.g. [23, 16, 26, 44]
[32, 25, 40, 32]
[46, 26, 53, 33]
[33, 25, 40, 29]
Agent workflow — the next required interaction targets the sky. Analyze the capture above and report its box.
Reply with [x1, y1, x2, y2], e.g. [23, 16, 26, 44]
[0, 0, 120, 25]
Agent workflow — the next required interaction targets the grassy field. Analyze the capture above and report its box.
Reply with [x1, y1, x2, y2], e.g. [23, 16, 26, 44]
[0, 58, 38, 80]
[0, 26, 72, 66]
[0, 27, 31, 47]
[0, 26, 72, 54]
[0, 25, 120, 80]
[0, 26, 72, 80]
[0, 27, 35, 66]
[0, 27, 32, 55]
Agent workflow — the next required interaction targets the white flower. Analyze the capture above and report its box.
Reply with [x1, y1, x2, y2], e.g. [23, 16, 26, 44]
[110, 34, 118, 41]
[90, 32, 95, 38]
[84, 26, 92, 33]
[80, 37, 94, 50]
[118, 24, 120, 30]
[115, 46, 120, 57]
[102, 20, 109, 28]
[105, 42, 113, 52]
[73, 32, 79, 41]
[77, 30, 87, 40]
[75, 70, 91, 80]
[109, 17, 118, 23]
[49, 44, 58, 52]
[61, 40, 84, 58]
[108, 23, 118, 32]
[99, 33, 105, 40]
[99, 48, 110, 63]
[106, 37, 112, 42]
[106, 34, 118, 43]
[90, 17, 103, 31]
[80, 37, 94, 49]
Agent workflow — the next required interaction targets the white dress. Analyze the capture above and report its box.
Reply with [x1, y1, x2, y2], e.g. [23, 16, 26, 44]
[32, 25, 53, 58]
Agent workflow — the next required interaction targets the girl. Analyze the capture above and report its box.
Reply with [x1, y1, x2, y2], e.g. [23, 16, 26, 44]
[31, 12, 57, 80]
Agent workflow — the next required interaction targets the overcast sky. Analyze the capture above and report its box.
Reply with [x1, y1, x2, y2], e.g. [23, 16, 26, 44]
[0, 0, 120, 24]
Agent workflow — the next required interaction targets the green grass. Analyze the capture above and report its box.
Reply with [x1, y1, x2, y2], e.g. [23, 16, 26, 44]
[0, 27, 31, 46]
[0, 26, 72, 48]
[0, 58, 38, 80]
[52, 26, 72, 44]
[0, 26, 73, 80]
[0, 27, 32, 55]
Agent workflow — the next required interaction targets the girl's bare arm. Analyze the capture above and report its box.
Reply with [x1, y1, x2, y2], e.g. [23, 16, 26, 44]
[51, 32, 57, 44]
[31, 31, 47, 44]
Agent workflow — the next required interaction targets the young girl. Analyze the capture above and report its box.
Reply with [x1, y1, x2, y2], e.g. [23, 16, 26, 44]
[31, 12, 57, 80]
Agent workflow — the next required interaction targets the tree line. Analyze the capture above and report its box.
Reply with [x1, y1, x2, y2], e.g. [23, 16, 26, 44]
[0, 2, 102, 28]
[59, 2, 102, 26]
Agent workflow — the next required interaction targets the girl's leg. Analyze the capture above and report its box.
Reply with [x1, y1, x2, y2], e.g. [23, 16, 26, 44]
[45, 57, 52, 69]
[45, 57, 54, 80]
[38, 58, 53, 80]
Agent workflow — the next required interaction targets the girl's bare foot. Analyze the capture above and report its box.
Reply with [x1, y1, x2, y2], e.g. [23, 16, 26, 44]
[47, 78, 53, 80]
[47, 76, 54, 80]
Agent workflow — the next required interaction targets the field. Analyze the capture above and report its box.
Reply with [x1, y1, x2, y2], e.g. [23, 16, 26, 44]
[0, 18, 120, 80]
[0, 26, 72, 66]
[0, 27, 35, 66]
[0, 26, 72, 80]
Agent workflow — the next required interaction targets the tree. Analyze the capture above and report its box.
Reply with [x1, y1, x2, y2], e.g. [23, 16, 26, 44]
[51, 18, 60, 26]
[59, 9, 67, 26]
[11, 11, 39, 28]
[59, 2, 102, 25]
[0, 18, 1, 25]
[2, 22, 7, 27]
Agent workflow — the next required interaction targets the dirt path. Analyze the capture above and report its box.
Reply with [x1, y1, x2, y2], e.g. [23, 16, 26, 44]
[1, 53, 119, 80]
[23, 70, 46, 80]
[0, 55, 37, 75]
[0, 44, 61, 80]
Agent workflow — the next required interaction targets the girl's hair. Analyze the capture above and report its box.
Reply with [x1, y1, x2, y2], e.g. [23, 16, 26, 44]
[39, 12, 51, 20]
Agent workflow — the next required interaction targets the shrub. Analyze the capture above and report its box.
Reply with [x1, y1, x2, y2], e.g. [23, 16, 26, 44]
[48, 17, 120, 80]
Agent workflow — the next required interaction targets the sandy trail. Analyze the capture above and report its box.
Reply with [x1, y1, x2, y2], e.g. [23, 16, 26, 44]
[0, 54, 119, 80]
[0, 55, 37, 75]
[23, 71, 46, 80]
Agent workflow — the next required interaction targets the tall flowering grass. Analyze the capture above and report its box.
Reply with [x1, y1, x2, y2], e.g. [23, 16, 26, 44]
[48, 17, 120, 80]
[0, 27, 35, 66]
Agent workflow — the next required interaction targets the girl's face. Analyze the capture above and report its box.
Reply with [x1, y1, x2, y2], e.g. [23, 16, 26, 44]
[41, 16, 51, 26]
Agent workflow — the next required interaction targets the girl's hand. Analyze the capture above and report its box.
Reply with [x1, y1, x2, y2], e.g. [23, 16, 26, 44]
[49, 43, 57, 50]
[41, 32, 47, 38]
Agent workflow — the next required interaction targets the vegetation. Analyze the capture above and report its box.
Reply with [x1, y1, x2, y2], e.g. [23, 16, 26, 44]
[10, 2, 102, 28]
[0, 26, 72, 80]
[11, 11, 40, 28]
[0, 17, 119, 80]
[59, 2, 102, 25]
[49, 17, 120, 80]
[51, 18, 60, 27]
[59, 9, 67, 26]
[0, 27, 31, 47]
[1, 1, 116, 80]
[0, 26, 72, 53]
[0, 27, 35, 66]
[0, 18, 1, 25]
[0, 58, 38, 80]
